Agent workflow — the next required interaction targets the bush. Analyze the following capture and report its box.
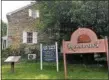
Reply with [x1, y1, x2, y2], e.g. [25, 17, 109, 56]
[2, 47, 12, 58]
[2, 44, 40, 62]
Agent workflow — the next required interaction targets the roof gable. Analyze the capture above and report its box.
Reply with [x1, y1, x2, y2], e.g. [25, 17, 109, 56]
[6, 2, 36, 16]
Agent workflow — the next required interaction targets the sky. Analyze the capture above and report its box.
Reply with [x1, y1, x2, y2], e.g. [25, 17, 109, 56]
[1, 1, 35, 23]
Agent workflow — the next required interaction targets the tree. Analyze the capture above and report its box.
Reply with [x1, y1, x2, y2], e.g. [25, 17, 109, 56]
[35, 1, 108, 64]
[36, 1, 78, 45]
[1, 20, 7, 37]
[75, 1, 108, 38]
[36, 1, 108, 44]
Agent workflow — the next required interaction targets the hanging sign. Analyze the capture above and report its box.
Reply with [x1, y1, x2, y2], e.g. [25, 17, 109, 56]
[62, 28, 108, 79]
[40, 42, 59, 72]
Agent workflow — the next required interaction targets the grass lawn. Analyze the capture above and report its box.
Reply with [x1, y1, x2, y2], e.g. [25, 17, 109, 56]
[2, 60, 108, 79]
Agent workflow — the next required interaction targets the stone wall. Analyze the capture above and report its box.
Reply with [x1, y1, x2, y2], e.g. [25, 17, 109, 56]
[6, 3, 51, 51]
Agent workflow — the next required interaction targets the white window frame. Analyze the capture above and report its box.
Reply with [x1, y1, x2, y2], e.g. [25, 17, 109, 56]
[28, 9, 39, 18]
[27, 32, 33, 43]
[23, 31, 38, 44]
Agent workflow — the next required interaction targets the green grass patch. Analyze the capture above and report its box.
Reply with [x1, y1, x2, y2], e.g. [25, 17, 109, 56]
[2, 61, 108, 79]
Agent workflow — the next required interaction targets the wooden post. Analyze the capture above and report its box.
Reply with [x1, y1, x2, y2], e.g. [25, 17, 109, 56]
[105, 36, 109, 79]
[63, 40, 67, 79]
[11, 62, 14, 73]
[63, 54, 67, 79]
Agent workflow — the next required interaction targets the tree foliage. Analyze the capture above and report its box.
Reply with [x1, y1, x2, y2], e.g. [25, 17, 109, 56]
[1, 20, 7, 37]
[35, 1, 108, 63]
[36, 1, 108, 44]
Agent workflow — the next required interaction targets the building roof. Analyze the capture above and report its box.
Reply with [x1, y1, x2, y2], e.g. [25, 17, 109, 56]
[6, 2, 36, 16]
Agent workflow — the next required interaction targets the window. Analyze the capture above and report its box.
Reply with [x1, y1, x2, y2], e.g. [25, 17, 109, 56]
[23, 31, 37, 44]
[2, 40, 6, 49]
[27, 32, 33, 43]
[28, 9, 39, 18]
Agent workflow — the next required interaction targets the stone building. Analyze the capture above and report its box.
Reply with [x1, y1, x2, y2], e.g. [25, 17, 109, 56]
[6, 2, 51, 52]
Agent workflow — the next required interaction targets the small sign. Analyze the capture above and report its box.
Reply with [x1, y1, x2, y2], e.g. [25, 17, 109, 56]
[4, 56, 21, 63]
[40, 42, 59, 72]
[42, 45, 56, 62]
[4, 56, 21, 73]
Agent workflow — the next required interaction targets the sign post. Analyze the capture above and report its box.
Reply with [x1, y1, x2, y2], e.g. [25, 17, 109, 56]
[40, 42, 59, 72]
[63, 40, 67, 79]
[11, 62, 14, 72]
[105, 36, 109, 79]
[55, 42, 59, 72]
[40, 44, 43, 70]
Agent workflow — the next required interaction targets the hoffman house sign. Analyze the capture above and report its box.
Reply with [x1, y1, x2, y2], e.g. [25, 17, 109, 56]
[62, 28, 108, 79]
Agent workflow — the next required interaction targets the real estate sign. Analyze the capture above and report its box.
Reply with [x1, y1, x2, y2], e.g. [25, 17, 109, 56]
[40, 42, 59, 72]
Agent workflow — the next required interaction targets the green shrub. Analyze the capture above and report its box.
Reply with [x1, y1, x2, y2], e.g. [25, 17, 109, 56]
[2, 47, 12, 58]
[2, 44, 40, 62]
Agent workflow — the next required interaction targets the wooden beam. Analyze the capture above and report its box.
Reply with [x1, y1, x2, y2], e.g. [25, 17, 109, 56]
[11, 62, 14, 73]
[105, 36, 109, 79]
[63, 53, 67, 79]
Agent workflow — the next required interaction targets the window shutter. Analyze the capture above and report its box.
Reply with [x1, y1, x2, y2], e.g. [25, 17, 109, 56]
[28, 9, 32, 17]
[36, 10, 39, 18]
[33, 32, 37, 44]
[23, 31, 27, 43]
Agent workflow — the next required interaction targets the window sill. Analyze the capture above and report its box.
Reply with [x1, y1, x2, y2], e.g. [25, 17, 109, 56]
[23, 43, 37, 45]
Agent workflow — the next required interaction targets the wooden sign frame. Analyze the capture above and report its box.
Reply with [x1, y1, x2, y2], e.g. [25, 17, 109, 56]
[62, 28, 108, 79]
[40, 42, 59, 72]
